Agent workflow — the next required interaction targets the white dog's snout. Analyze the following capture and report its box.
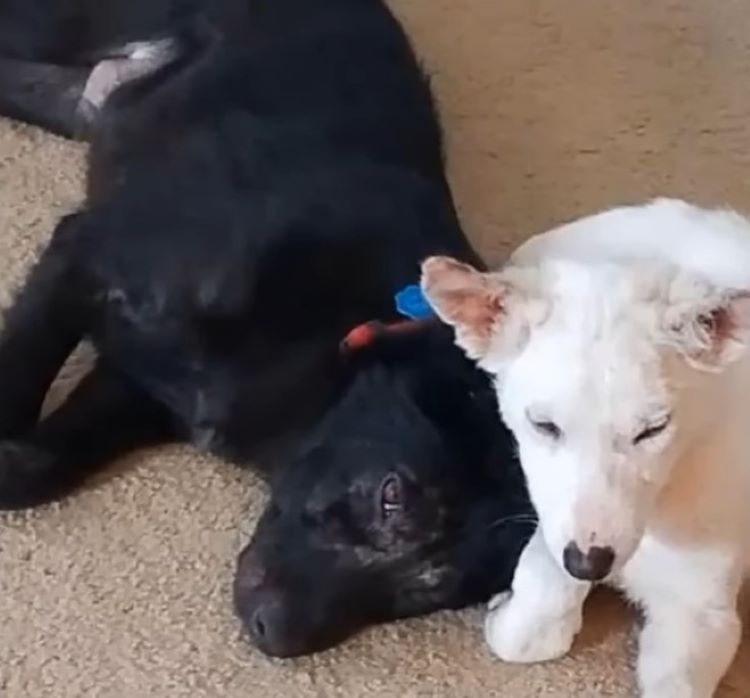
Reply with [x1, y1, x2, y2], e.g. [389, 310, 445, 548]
[563, 492, 645, 573]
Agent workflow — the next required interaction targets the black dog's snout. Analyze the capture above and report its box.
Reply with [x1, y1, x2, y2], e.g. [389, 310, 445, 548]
[563, 542, 615, 581]
[245, 593, 295, 657]
[235, 550, 299, 657]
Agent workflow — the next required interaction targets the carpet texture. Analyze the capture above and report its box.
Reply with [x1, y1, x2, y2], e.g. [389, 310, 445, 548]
[1, 1, 750, 696]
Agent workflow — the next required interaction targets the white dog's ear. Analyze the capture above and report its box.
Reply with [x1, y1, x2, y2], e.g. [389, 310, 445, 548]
[662, 273, 750, 371]
[420, 256, 542, 365]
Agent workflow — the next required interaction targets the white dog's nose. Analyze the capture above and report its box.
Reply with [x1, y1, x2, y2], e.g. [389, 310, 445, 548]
[563, 542, 615, 581]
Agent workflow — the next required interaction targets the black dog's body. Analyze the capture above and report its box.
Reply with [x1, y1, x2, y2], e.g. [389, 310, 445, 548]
[0, 0, 532, 656]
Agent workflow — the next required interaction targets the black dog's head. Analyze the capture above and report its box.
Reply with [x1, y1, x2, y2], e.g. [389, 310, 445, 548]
[234, 328, 532, 657]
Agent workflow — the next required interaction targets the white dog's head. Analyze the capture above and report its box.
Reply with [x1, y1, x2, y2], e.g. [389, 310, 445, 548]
[421, 255, 750, 581]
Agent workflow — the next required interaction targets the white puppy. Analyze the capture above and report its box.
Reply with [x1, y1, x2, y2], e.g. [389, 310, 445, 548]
[421, 198, 750, 698]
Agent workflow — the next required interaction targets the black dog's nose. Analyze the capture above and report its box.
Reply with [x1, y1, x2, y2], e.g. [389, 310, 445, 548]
[563, 542, 615, 581]
[244, 594, 299, 658]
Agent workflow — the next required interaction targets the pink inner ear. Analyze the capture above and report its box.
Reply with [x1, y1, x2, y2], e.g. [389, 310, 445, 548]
[699, 307, 731, 343]
[421, 256, 504, 336]
[677, 293, 750, 368]
[448, 287, 504, 340]
[703, 292, 750, 346]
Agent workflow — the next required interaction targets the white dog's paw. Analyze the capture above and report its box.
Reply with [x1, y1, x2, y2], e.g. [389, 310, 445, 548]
[484, 593, 580, 664]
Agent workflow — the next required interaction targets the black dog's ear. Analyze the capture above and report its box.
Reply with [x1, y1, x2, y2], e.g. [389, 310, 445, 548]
[400, 341, 501, 462]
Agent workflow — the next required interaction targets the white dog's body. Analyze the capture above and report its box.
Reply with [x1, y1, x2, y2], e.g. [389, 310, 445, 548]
[421, 199, 750, 698]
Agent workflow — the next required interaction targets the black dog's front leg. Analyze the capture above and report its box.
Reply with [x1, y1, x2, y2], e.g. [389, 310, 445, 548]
[0, 213, 89, 438]
[0, 363, 174, 510]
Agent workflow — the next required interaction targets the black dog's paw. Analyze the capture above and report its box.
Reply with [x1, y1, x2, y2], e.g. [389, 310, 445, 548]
[0, 441, 56, 511]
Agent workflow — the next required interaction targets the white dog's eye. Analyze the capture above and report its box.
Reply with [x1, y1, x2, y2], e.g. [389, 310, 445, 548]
[529, 417, 562, 440]
[633, 415, 672, 445]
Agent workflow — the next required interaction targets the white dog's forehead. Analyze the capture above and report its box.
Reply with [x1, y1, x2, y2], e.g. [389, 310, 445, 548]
[502, 264, 671, 431]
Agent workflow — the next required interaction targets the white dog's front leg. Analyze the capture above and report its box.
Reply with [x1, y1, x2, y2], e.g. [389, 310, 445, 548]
[625, 540, 744, 698]
[485, 528, 590, 663]
[637, 600, 740, 698]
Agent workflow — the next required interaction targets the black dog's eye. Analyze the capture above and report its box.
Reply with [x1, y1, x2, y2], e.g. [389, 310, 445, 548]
[634, 415, 672, 445]
[378, 474, 404, 518]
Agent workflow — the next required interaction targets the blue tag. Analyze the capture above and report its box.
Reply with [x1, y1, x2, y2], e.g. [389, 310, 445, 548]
[395, 284, 435, 320]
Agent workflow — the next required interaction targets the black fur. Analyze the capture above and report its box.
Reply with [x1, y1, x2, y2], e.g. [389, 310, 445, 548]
[0, 0, 533, 656]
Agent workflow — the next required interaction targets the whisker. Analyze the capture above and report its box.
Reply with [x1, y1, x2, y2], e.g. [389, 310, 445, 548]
[487, 514, 539, 531]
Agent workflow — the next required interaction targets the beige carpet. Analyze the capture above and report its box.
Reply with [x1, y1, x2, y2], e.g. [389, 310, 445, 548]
[1, 1, 750, 695]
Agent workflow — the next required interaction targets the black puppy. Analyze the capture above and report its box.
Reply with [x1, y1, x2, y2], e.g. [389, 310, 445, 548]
[0, 0, 533, 656]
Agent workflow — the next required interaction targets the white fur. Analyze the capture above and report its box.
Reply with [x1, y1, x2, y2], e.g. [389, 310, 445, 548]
[425, 199, 750, 697]
[81, 38, 179, 112]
